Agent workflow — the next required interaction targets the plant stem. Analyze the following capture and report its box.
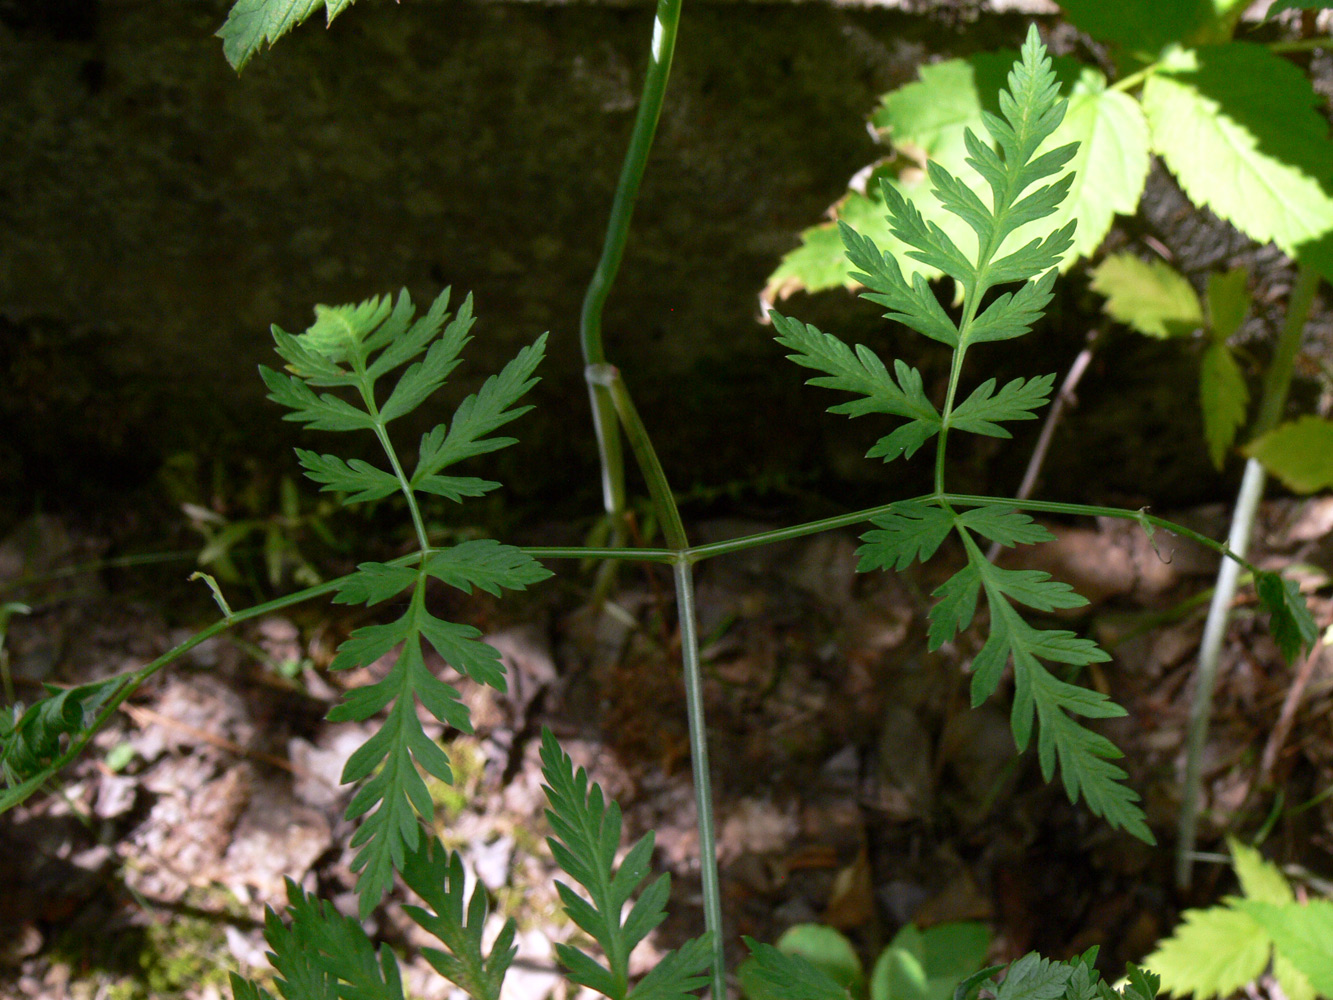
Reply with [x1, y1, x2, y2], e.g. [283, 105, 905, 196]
[580, 0, 683, 547]
[1175, 263, 1318, 890]
[588, 364, 688, 550]
[673, 560, 726, 999]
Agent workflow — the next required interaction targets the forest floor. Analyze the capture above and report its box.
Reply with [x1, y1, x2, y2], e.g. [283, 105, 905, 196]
[1, 492, 1331, 1000]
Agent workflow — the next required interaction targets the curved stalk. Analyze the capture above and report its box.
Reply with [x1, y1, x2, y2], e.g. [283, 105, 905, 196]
[580, 0, 683, 545]
[1175, 263, 1319, 889]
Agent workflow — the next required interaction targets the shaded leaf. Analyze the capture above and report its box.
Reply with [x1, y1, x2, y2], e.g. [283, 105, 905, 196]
[1199, 343, 1248, 469]
[1143, 43, 1333, 280]
[1244, 416, 1333, 493]
[1090, 254, 1202, 339]
[218, 0, 360, 71]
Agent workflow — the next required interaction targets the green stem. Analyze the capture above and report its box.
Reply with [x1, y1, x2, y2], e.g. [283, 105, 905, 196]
[0, 570, 355, 815]
[580, 0, 683, 538]
[588, 364, 688, 550]
[673, 561, 726, 999]
[1175, 263, 1319, 889]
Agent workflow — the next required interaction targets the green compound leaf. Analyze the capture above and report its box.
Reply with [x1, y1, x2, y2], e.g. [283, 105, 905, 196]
[412, 334, 548, 483]
[771, 311, 941, 462]
[261, 289, 550, 919]
[949, 374, 1055, 437]
[1255, 570, 1320, 664]
[401, 838, 517, 1000]
[1244, 416, 1333, 493]
[739, 938, 852, 1000]
[870, 921, 991, 1000]
[1142, 43, 1333, 281]
[1199, 342, 1248, 469]
[962, 559, 1144, 840]
[858, 501, 957, 572]
[295, 451, 403, 504]
[540, 729, 711, 1000]
[423, 539, 552, 596]
[218, 0, 360, 71]
[1090, 254, 1203, 339]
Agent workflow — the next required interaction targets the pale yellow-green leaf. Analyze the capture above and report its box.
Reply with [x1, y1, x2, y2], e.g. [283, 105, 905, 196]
[1205, 267, 1251, 342]
[1142, 43, 1333, 281]
[1144, 904, 1271, 1000]
[1199, 343, 1248, 469]
[1227, 836, 1294, 905]
[1274, 952, 1317, 1000]
[1234, 900, 1333, 996]
[1244, 416, 1333, 493]
[1091, 253, 1202, 338]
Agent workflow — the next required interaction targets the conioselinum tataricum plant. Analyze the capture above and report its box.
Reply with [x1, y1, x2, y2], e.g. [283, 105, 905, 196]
[0, 7, 1323, 1000]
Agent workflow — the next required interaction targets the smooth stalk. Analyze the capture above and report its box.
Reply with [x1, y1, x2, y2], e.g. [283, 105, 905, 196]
[1175, 263, 1319, 889]
[579, 0, 683, 547]
[674, 560, 726, 1000]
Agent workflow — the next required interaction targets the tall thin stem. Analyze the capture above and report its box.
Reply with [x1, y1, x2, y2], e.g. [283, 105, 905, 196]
[580, 0, 683, 541]
[674, 560, 726, 999]
[1175, 264, 1319, 889]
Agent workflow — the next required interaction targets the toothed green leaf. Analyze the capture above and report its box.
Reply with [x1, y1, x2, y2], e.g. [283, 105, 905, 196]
[401, 839, 517, 1000]
[218, 0, 360, 71]
[422, 539, 552, 597]
[1244, 416, 1333, 494]
[295, 451, 403, 503]
[949, 374, 1055, 437]
[1255, 570, 1320, 664]
[1199, 342, 1248, 469]
[1090, 254, 1203, 339]
[1143, 43, 1333, 281]
[539, 729, 710, 1000]
[858, 501, 957, 572]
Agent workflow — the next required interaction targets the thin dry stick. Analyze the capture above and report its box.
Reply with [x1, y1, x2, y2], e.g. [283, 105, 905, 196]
[986, 328, 1100, 562]
[1259, 638, 1325, 782]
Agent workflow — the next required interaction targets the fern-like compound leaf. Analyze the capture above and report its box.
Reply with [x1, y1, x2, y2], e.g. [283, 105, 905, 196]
[771, 313, 940, 462]
[857, 501, 956, 572]
[413, 336, 548, 482]
[949, 374, 1055, 437]
[738, 939, 850, 1000]
[401, 838, 517, 1000]
[263, 288, 551, 916]
[228, 879, 405, 1000]
[540, 728, 711, 1000]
